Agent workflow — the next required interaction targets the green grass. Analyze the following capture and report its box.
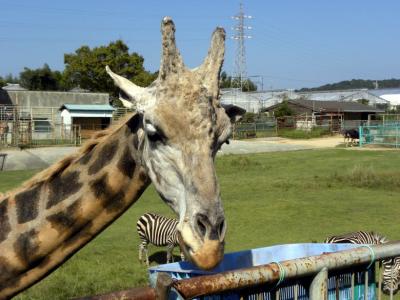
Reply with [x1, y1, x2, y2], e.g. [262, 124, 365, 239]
[1, 149, 400, 299]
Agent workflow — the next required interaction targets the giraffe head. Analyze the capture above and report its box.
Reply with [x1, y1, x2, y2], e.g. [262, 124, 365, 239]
[107, 17, 244, 270]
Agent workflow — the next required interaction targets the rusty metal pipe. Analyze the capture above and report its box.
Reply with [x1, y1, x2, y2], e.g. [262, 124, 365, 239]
[173, 242, 400, 299]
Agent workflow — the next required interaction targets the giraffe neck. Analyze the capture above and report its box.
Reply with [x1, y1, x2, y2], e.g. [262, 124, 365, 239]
[0, 113, 150, 299]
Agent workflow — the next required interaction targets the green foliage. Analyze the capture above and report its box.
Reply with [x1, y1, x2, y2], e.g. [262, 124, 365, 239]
[240, 112, 256, 123]
[4, 150, 400, 299]
[274, 100, 294, 117]
[63, 40, 157, 95]
[0, 74, 19, 88]
[278, 127, 331, 139]
[220, 71, 257, 92]
[298, 78, 400, 92]
[19, 64, 64, 91]
[356, 98, 369, 105]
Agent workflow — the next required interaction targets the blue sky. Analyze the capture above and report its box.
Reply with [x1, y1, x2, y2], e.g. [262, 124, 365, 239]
[1, 0, 399, 89]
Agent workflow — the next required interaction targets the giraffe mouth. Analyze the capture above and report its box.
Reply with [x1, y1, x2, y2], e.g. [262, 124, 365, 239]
[177, 231, 194, 258]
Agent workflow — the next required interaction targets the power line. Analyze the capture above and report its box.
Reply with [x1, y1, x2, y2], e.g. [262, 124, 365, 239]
[231, 1, 252, 91]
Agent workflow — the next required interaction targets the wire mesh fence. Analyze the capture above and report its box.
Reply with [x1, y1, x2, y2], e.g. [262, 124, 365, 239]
[359, 125, 400, 148]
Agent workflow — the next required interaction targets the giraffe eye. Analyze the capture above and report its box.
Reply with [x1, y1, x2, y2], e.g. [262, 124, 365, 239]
[145, 123, 166, 143]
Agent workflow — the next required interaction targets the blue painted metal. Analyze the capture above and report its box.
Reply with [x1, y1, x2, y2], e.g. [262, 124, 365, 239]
[149, 243, 377, 300]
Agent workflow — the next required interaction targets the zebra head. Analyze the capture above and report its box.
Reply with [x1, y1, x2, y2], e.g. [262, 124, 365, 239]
[107, 18, 244, 270]
[382, 257, 400, 295]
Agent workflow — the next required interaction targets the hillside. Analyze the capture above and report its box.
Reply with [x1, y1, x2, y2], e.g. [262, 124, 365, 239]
[298, 78, 400, 92]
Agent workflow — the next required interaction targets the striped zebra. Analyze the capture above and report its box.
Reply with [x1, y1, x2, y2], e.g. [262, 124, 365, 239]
[325, 231, 400, 295]
[136, 213, 184, 266]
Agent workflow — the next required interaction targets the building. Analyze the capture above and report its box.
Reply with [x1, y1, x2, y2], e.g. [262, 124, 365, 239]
[60, 104, 115, 138]
[220, 88, 389, 113]
[262, 99, 384, 120]
[368, 88, 400, 108]
[0, 86, 111, 146]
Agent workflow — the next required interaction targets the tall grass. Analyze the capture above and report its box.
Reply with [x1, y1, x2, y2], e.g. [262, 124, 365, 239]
[331, 164, 400, 189]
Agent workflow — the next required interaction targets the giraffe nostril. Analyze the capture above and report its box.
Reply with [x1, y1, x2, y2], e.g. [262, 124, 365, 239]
[196, 216, 207, 238]
[218, 219, 226, 241]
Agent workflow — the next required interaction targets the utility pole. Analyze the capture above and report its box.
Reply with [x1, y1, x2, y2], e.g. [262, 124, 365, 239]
[231, 1, 252, 92]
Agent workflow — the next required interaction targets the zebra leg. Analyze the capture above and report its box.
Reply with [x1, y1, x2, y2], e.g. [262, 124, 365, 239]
[167, 244, 174, 263]
[180, 250, 185, 261]
[144, 245, 150, 266]
[139, 241, 147, 264]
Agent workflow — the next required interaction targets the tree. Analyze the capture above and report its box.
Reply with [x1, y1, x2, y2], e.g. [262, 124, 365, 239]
[0, 74, 19, 88]
[274, 100, 294, 117]
[219, 71, 257, 92]
[63, 40, 157, 96]
[19, 64, 63, 90]
[357, 99, 369, 105]
[0, 77, 5, 88]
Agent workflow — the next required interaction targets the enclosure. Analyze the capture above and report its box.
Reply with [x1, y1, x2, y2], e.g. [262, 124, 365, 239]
[0, 149, 398, 299]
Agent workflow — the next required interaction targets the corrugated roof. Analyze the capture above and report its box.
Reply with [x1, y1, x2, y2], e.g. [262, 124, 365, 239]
[2, 83, 28, 91]
[291, 99, 384, 113]
[60, 104, 115, 111]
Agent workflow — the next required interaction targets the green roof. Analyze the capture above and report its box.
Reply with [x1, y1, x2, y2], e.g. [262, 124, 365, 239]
[60, 104, 115, 111]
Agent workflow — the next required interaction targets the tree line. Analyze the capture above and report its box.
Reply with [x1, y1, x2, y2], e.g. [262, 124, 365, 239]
[297, 79, 400, 92]
[0, 40, 258, 105]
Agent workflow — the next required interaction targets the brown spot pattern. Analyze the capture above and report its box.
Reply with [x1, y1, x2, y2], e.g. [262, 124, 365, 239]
[90, 174, 126, 212]
[88, 140, 119, 175]
[117, 147, 136, 179]
[47, 171, 83, 209]
[0, 256, 17, 288]
[15, 185, 41, 224]
[0, 198, 10, 243]
[14, 229, 40, 266]
[46, 200, 81, 233]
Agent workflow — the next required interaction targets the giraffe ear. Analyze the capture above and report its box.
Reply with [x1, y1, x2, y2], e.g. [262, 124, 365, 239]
[197, 27, 226, 97]
[222, 104, 246, 123]
[106, 66, 144, 105]
[158, 17, 186, 80]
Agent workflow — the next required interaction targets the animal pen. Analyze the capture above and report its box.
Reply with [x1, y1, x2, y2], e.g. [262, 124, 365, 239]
[359, 125, 400, 148]
[0, 105, 132, 148]
[79, 242, 400, 300]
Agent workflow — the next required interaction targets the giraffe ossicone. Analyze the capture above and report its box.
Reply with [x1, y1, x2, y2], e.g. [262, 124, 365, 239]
[0, 17, 245, 298]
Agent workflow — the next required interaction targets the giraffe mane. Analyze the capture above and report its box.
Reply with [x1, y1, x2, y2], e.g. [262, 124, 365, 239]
[0, 112, 137, 199]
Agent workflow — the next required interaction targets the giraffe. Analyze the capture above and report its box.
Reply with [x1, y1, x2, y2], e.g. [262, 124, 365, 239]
[0, 17, 245, 299]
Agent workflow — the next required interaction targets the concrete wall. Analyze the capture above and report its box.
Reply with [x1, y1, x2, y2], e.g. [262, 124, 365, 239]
[0, 90, 109, 107]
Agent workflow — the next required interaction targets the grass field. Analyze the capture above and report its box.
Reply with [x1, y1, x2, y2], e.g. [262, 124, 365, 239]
[1, 149, 400, 299]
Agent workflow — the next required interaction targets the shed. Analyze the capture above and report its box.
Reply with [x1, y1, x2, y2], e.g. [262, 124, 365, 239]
[60, 104, 115, 138]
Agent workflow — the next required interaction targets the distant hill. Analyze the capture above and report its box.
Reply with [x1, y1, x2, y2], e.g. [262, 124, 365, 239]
[297, 79, 400, 92]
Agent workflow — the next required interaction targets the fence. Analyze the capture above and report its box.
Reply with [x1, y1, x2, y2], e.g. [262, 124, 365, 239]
[234, 120, 277, 139]
[277, 114, 343, 133]
[359, 125, 400, 148]
[77, 242, 400, 300]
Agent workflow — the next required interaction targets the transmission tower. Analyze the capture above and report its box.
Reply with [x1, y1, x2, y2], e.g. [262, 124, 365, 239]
[231, 1, 252, 91]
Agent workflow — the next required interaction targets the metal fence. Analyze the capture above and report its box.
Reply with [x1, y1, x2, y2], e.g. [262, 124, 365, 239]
[234, 121, 278, 139]
[359, 125, 400, 148]
[77, 242, 400, 300]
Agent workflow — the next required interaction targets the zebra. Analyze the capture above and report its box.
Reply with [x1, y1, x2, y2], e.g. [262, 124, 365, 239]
[325, 231, 400, 295]
[136, 213, 184, 266]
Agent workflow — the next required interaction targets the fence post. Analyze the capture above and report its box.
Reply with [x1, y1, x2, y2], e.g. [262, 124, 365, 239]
[310, 267, 328, 300]
[359, 126, 363, 148]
